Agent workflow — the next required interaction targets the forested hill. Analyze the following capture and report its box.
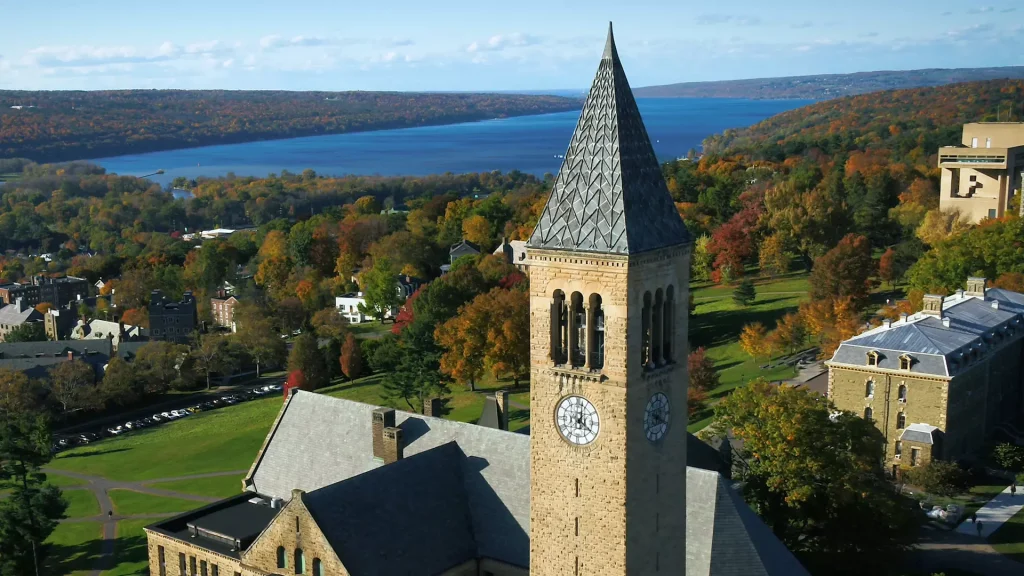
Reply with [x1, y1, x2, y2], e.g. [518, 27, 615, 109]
[703, 79, 1024, 158]
[0, 90, 582, 163]
[634, 66, 1024, 100]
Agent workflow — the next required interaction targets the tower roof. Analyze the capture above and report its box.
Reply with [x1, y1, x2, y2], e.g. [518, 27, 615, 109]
[527, 23, 690, 255]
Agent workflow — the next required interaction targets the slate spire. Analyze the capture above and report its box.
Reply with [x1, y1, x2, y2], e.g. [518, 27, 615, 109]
[527, 23, 690, 255]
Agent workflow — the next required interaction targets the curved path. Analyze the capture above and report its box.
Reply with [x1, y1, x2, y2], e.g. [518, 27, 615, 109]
[46, 468, 248, 576]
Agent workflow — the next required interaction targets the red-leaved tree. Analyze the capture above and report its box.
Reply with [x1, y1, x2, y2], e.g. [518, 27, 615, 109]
[282, 370, 307, 400]
[809, 233, 874, 309]
[688, 347, 720, 393]
[339, 333, 364, 380]
[707, 205, 761, 283]
[392, 285, 424, 334]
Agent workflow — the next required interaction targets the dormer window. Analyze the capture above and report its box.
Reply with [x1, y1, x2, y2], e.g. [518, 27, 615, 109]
[866, 351, 880, 367]
[899, 355, 912, 371]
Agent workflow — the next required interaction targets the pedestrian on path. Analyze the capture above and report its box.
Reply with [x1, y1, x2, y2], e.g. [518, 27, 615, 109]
[108, 510, 113, 519]
[1013, 483, 1017, 498]
[977, 520, 984, 537]
[971, 512, 978, 524]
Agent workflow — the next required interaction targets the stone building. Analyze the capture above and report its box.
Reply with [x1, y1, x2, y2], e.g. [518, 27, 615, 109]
[143, 25, 808, 576]
[0, 298, 43, 342]
[493, 238, 529, 273]
[826, 277, 1024, 475]
[149, 290, 198, 344]
[0, 275, 90, 307]
[938, 122, 1024, 222]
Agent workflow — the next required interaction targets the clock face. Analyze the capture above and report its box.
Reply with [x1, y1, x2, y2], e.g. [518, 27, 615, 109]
[556, 395, 600, 445]
[644, 393, 670, 442]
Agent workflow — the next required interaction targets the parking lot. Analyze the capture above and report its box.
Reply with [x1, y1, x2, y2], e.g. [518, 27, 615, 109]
[52, 383, 282, 452]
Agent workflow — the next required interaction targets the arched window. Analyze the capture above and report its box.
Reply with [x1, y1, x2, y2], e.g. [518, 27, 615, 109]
[896, 412, 906, 429]
[588, 293, 604, 370]
[570, 292, 585, 367]
[865, 380, 875, 398]
[864, 407, 873, 421]
[276, 546, 287, 569]
[898, 384, 907, 402]
[663, 285, 675, 363]
[295, 548, 305, 574]
[550, 290, 567, 364]
[652, 289, 664, 366]
[899, 355, 912, 371]
[312, 558, 323, 576]
[642, 291, 653, 368]
[866, 351, 879, 367]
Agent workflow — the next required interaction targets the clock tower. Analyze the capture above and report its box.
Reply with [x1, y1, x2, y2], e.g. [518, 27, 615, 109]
[526, 23, 692, 576]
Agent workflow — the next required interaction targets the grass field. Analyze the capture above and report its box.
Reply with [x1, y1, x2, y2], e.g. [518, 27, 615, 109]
[108, 489, 207, 516]
[991, 504, 1024, 564]
[102, 519, 153, 576]
[145, 475, 243, 499]
[64, 489, 101, 519]
[45, 522, 104, 576]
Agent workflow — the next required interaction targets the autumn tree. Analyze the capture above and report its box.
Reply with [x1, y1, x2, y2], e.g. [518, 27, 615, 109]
[0, 369, 36, 414]
[4, 323, 46, 343]
[758, 234, 790, 277]
[191, 333, 236, 390]
[688, 387, 708, 418]
[436, 305, 487, 391]
[768, 312, 807, 356]
[358, 257, 401, 322]
[311, 307, 349, 342]
[288, 334, 329, 390]
[98, 357, 142, 408]
[687, 347, 719, 393]
[46, 360, 97, 415]
[800, 297, 861, 359]
[134, 341, 189, 394]
[739, 322, 771, 362]
[707, 380, 917, 573]
[282, 370, 308, 398]
[691, 234, 713, 282]
[809, 233, 873, 309]
[233, 304, 286, 377]
[916, 208, 970, 246]
[462, 214, 493, 250]
[339, 333, 364, 380]
[707, 205, 760, 283]
[993, 272, 1024, 293]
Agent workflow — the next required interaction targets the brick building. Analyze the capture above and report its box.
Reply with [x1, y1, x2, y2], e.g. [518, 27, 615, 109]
[143, 26, 807, 576]
[211, 295, 240, 332]
[827, 277, 1024, 475]
[0, 275, 89, 307]
[149, 290, 198, 344]
[0, 298, 44, 342]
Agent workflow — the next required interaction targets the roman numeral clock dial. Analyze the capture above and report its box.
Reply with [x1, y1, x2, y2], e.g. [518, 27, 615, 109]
[644, 392, 670, 442]
[556, 395, 600, 445]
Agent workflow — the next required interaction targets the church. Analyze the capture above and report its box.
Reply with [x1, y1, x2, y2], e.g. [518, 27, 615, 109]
[144, 25, 809, 576]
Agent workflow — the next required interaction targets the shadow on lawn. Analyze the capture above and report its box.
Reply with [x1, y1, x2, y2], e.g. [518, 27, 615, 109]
[690, 304, 800, 348]
[56, 447, 131, 460]
[45, 536, 105, 574]
[111, 533, 150, 575]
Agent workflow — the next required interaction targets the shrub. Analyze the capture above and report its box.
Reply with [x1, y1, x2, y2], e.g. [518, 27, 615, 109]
[992, 442, 1024, 473]
[905, 461, 969, 497]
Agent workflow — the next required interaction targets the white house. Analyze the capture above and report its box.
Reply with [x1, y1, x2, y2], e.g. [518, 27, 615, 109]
[334, 292, 395, 324]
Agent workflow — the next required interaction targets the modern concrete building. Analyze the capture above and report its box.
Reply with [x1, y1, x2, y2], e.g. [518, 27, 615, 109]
[826, 277, 1024, 475]
[938, 122, 1024, 222]
[149, 290, 198, 344]
[143, 26, 808, 576]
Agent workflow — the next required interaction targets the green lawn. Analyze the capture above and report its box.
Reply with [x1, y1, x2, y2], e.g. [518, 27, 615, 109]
[108, 489, 206, 516]
[348, 320, 393, 339]
[144, 475, 243, 500]
[990, 504, 1024, 564]
[47, 473, 88, 488]
[49, 396, 284, 481]
[64, 489, 101, 519]
[44, 521, 104, 576]
[102, 519, 156, 576]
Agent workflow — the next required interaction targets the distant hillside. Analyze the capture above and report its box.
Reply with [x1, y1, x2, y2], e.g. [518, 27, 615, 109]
[0, 90, 582, 163]
[635, 66, 1024, 100]
[704, 79, 1024, 155]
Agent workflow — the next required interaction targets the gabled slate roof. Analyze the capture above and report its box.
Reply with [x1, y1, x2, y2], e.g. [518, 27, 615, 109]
[245, 391, 807, 576]
[830, 290, 1024, 377]
[526, 24, 690, 255]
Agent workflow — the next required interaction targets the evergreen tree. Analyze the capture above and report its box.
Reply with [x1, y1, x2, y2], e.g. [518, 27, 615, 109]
[0, 412, 68, 576]
[732, 279, 756, 307]
[287, 334, 329, 390]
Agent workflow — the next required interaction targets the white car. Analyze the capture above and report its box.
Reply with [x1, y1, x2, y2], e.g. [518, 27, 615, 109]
[152, 413, 163, 422]
[161, 411, 174, 420]
[107, 426, 125, 435]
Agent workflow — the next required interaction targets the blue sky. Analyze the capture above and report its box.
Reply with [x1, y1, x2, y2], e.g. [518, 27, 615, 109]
[0, 0, 1021, 91]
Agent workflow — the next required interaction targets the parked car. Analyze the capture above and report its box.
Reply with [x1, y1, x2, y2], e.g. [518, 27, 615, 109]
[107, 426, 125, 435]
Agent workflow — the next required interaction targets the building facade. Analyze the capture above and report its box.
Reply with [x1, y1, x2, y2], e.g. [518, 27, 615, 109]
[149, 290, 198, 343]
[211, 296, 240, 331]
[0, 275, 90, 307]
[494, 238, 529, 273]
[827, 277, 1024, 474]
[144, 26, 809, 576]
[0, 299, 44, 342]
[938, 122, 1024, 222]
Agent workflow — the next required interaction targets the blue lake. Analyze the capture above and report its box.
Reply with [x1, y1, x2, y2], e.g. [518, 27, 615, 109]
[95, 98, 812, 186]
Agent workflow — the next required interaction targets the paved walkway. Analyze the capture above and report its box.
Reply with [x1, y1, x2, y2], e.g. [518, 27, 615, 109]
[911, 525, 1024, 576]
[956, 484, 1024, 538]
[46, 468, 248, 576]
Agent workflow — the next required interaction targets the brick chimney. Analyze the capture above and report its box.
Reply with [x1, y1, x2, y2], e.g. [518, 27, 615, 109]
[372, 407, 395, 460]
[497, 390, 509, 431]
[921, 294, 944, 317]
[15, 297, 25, 312]
[382, 426, 403, 464]
[966, 277, 988, 297]
[424, 397, 442, 418]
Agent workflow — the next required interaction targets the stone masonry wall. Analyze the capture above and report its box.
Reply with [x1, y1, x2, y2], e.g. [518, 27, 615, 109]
[240, 493, 347, 576]
[146, 530, 242, 576]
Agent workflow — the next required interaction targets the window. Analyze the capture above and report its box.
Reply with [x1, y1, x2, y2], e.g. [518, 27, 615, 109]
[200, 560, 208, 576]
[910, 447, 921, 466]
[898, 384, 907, 402]
[867, 351, 879, 367]
[570, 292, 585, 367]
[865, 380, 875, 398]
[190, 556, 197, 576]
[864, 407, 873, 421]
[550, 290, 567, 364]
[972, 137, 978, 148]
[989, 209, 997, 219]
[212, 566, 218, 576]
[894, 441, 902, 458]
[277, 546, 287, 569]
[295, 549, 305, 574]
[179, 553, 186, 576]
[663, 285, 675, 362]
[652, 288, 664, 366]
[588, 293, 605, 370]
[158, 546, 166, 576]
[986, 137, 992, 148]
[899, 355, 912, 371]
[896, 412, 906, 429]
[312, 559, 323, 576]
[642, 291, 653, 368]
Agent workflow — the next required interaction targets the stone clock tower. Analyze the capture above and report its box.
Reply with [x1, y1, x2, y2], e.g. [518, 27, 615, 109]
[526, 24, 692, 576]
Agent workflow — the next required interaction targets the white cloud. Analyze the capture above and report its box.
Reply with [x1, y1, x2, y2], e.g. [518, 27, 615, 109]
[695, 14, 761, 26]
[465, 33, 540, 53]
[967, 6, 994, 14]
